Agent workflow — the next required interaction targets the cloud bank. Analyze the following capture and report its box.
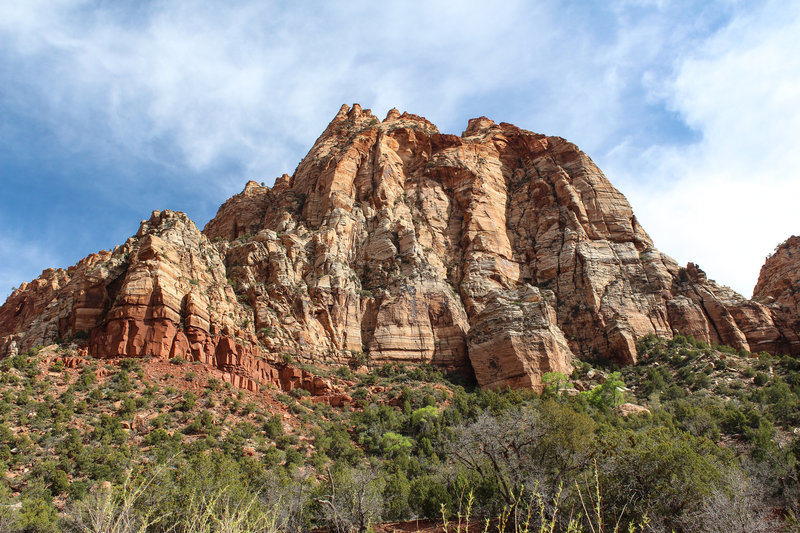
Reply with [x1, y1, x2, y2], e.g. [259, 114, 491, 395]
[607, 1, 800, 295]
[1, 0, 798, 298]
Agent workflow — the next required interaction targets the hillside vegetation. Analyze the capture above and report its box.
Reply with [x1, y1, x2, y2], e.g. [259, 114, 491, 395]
[0, 334, 798, 532]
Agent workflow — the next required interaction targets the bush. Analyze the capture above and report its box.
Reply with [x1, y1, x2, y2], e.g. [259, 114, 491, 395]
[284, 448, 304, 466]
[599, 427, 733, 530]
[379, 432, 413, 458]
[694, 373, 711, 389]
[91, 415, 127, 445]
[17, 497, 60, 532]
[663, 384, 687, 400]
[583, 372, 626, 407]
[179, 391, 198, 411]
[263, 415, 284, 440]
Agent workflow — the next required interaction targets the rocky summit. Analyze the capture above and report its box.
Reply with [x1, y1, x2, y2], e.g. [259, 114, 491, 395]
[1, 104, 797, 391]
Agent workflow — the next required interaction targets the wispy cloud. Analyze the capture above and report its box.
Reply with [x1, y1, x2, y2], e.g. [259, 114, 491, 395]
[0, 1, 708, 179]
[0, 1, 798, 297]
[605, 1, 800, 295]
[1, 1, 550, 184]
[0, 234, 60, 302]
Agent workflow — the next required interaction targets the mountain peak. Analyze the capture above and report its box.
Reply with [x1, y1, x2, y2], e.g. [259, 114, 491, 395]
[2, 105, 798, 392]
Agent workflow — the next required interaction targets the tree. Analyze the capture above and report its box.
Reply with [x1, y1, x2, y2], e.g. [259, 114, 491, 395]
[686, 467, 779, 532]
[449, 402, 596, 509]
[582, 371, 626, 408]
[597, 427, 733, 531]
[316, 464, 385, 533]
[541, 372, 573, 399]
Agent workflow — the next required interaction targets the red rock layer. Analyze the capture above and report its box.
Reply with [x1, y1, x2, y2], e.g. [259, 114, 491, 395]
[0, 210, 337, 397]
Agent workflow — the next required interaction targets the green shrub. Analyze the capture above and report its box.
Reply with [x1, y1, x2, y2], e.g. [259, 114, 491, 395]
[284, 447, 304, 466]
[17, 497, 60, 532]
[179, 391, 197, 411]
[694, 373, 711, 389]
[264, 415, 283, 440]
[582, 371, 626, 407]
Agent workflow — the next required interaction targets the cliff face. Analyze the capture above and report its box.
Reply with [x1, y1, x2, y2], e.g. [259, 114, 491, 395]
[0, 210, 336, 397]
[2, 104, 797, 391]
[753, 236, 800, 355]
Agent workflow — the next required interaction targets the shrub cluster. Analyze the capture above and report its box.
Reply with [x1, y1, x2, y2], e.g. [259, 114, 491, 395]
[0, 340, 797, 532]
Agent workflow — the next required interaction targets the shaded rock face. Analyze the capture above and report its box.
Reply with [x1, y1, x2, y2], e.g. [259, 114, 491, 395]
[2, 104, 798, 390]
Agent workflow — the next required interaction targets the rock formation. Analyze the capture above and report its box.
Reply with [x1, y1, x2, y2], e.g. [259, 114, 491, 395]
[2, 104, 798, 391]
[753, 236, 800, 355]
[467, 286, 573, 390]
[0, 210, 336, 397]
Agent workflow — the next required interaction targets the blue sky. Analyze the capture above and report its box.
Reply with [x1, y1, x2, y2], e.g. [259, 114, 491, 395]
[1, 0, 799, 299]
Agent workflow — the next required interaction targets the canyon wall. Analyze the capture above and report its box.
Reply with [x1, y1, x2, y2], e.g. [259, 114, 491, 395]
[2, 104, 797, 391]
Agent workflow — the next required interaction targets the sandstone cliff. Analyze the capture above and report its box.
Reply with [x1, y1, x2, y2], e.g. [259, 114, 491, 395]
[2, 104, 797, 391]
[0, 210, 335, 396]
[753, 236, 800, 355]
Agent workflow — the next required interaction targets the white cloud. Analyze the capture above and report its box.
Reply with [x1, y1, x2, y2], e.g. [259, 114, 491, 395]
[606, 1, 800, 296]
[0, 1, 551, 186]
[0, 1, 662, 182]
[0, 1, 798, 299]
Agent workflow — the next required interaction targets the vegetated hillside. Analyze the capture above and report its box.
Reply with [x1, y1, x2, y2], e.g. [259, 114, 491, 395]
[0, 335, 798, 532]
[2, 105, 798, 396]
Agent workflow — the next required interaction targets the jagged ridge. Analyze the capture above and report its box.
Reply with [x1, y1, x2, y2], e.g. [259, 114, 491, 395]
[1, 104, 798, 391]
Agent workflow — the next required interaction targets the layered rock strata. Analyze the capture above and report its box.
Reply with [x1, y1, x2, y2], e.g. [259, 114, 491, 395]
[752, 236, 800, 354]
[467, 286, 573, 391]
[0, 210, 336, 397]
[2, 104, 798, 391]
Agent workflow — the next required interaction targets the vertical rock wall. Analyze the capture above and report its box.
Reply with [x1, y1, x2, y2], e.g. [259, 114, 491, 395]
[2, 104, 798, 391]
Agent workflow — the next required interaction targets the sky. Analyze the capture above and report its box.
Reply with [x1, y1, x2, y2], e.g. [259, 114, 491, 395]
[1, 0, 799, 300]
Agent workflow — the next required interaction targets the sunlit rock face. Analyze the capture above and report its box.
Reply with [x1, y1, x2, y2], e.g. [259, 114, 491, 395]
[753, 236, 800, 355]
[2, 104, 797, 390]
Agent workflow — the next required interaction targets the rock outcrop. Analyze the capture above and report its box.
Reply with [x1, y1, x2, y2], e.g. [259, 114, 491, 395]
[467, 286, 573, 391]
[0, 209, 336, 396]
[753, 236, 800, 355]
[2, 104, 798, 391]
